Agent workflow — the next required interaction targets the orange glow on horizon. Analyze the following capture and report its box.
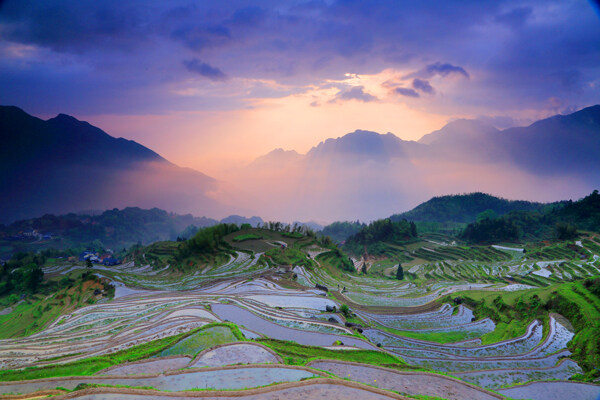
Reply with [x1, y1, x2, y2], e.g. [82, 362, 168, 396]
[83, 69, 453, 177]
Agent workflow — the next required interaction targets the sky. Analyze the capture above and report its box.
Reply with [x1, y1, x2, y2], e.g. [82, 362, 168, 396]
[1, 1, 600, 222]
[1, 0, 599, 176]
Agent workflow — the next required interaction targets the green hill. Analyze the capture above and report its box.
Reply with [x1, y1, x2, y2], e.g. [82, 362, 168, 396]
[320, 221, 365, 243]
[461, 190, 600, 243]
[343, 218, 417, 256]
[0, 207, 218, 258]
[391, 192, 551, 224]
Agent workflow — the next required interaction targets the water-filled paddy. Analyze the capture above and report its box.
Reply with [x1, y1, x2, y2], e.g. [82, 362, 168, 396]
[53, 382, 402, 399]
[98, 357, 191, 376]
[0, 366, 318, 394]
[246, 294, 337, 310]
[454, 359, 583, 389]
[309, 361, 502, 400]
[190, 343, 280, 367]
[497, 381, 600, 400]
[363, 319, 546, 357]
[211, 303, 376, 349]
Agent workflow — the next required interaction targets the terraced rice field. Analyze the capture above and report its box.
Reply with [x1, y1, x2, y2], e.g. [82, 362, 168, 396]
[497, 381, 600, 400]
[43, 251, 270, 291]
[309, 360, 502, 400]
[0, 365, 321, 394]
[31, 380, 409, 399]
[189, 343, 281, 368]
[3, 235, 600, 399]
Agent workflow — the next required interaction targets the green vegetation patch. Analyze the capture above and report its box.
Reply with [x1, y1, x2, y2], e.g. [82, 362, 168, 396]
[320, 221, 365, 243]
[0, 272, 108, 339]
[281, 232, 304, 239]
[257, 338, 407, 369]
[461, 191, 600, 243]
[390, 192, 546, 225]
[154, 325, 241, 357]
[71, 383, 157, 392]
[232, 233, 263, 242]
[549, 279, 600, 380]
[0, 323, 243, 382]
[480, 318, 532, 345]
[0, 328, 197, 381]
[376, 325, 476, 344]
[264, 246, 314, 268]
[445, 278, 600, 381]
[316, 249, 354, 272]
[344, 218, 418, 256]
[445, 287, 553, 345]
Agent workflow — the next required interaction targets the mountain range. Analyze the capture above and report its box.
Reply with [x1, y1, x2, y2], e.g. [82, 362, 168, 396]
[233, 105, 600, 221]
[1, 104, 599, 223]
[0, 106, 226, 224]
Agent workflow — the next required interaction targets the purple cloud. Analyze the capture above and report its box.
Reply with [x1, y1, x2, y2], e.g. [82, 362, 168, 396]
[406, 62, 470, 80]
[412, 78, 434, 94]
[0, 0, 598, 117]
[333, 86, 377, 102]
[183, 59, 228, 81]
[171, 25, 231, 53]
[395, 87, 419, 98]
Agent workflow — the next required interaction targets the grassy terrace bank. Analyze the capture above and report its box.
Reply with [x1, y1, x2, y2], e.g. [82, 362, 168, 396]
[443, 277, 600, 381]
[0, 272, 112, 339]
[0, 323, 243, 382]
[257, 338, 408, 369]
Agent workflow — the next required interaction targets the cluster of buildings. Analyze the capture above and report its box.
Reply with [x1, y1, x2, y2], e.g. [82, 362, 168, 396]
[79, 251, 120, 266]
[4, 229, 53, 241]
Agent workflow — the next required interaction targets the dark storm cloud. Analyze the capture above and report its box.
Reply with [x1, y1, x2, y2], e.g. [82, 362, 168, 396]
[395, 87, 419, 98]
[0, 1, 147, 53]
[183, 59, 228, 81]
[332, 86, 377, 102]
[412, 79, 434, 94]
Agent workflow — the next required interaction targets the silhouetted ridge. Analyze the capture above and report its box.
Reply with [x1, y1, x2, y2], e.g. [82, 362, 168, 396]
[0, 106, 219, 223]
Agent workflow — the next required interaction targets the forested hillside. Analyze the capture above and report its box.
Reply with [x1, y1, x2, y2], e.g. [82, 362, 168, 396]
[0, 208, 218, 256]
[391, 192, 550, 224]
[344, 218, 417, 255]
[461, 190, 600, 243]
[320, 221, 365, 242]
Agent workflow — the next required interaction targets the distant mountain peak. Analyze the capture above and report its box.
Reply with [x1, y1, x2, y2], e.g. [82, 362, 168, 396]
[527, 103, 600, 130]
[307, 129, 411, 159]
[249, 147, 302, 167]
[418, 118, 498, 145]
[0, 105, 222, 223]
[52, 113, 77, 121]
[268, 147, 299, 155]
[0, 105, 29, 115]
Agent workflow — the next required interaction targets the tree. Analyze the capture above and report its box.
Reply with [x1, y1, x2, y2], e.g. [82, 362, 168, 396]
[476, 209, 498, 222]
[340, 304, 350, 317]
[361, 263, 367, 274]
[25, 265, 44, 292]
[410, 221, 418, 237]
[556, 222, 577, 240]
[86, 258, 93, 269]
[396, 264, 404, 280]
